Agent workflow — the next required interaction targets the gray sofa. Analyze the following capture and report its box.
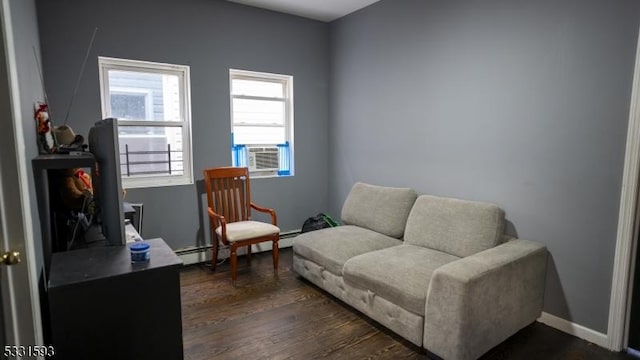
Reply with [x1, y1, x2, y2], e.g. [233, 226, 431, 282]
[292, 182, 547, 360]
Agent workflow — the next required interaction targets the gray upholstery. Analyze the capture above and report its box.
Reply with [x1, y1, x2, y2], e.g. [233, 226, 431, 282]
[424, 239, 547, 360]
[292, 225, 402, 275]
[293, 254, 425, 346]
[343, 245, 460, 315]
[292, 183, 547, 359]
[404, 195, 505, 257]
[341, 273, 425, 346]
[341, 182, 417, 238]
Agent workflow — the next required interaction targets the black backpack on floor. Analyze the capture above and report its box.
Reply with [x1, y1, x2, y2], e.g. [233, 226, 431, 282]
[301, 213, 339, 233]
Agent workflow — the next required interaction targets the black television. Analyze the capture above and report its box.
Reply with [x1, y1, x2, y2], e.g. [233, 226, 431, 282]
[88, 118, 125, 246]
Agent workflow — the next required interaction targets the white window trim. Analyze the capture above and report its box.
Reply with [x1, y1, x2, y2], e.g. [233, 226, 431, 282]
[98, 56, 194, 189]
[229, 69, 294, 177]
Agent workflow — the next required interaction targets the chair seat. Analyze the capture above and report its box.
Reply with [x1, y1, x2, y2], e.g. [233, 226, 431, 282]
[216, 221, 280, 243]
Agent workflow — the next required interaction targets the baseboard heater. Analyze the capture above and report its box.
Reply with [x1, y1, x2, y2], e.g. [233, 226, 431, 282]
[174, 229, 300, 265]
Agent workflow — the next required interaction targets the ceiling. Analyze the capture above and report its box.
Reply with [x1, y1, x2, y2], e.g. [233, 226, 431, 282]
[226, 0, 380, 22]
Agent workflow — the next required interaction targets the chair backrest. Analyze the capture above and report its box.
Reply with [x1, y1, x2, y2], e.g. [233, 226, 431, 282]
[203, 167, 252, 223]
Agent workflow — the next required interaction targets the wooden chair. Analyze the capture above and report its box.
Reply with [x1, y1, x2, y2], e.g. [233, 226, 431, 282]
[203, 167, 279, 284]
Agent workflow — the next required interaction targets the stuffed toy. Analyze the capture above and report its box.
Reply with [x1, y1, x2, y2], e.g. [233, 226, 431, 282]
[35, 103, 50, 133]
[34, 102, 55, 154]
[57, 168, 93, 211]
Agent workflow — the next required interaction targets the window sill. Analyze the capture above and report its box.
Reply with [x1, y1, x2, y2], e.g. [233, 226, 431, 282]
[123, 175, 194, 189]
[250, 173, 294, 180]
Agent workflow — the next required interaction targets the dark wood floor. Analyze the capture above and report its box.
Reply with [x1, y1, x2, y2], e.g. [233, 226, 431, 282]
[180, 248, 634, 360]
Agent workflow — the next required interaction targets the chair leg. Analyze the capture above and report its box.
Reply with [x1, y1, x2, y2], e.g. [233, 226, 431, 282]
[211, 234, 219, 271]
[231, 246, 238, 285]
[247, 244, 252, 265]
[272, 237, 279, 272]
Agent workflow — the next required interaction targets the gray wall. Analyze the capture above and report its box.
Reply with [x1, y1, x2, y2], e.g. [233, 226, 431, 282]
[36, 0, 330, 250]
[329, 0, 640, 333]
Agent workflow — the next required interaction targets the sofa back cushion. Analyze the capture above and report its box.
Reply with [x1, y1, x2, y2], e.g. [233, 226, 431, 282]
[404, 195, 505, 257]
[341, 182, 417, 239]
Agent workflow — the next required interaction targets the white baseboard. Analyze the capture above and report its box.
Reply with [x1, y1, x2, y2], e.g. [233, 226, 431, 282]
[177, 236, 295, 266]
[537, 312, 609, 349]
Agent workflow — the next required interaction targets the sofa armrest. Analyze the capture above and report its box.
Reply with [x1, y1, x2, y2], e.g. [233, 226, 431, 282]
[424, 239, 547, 360]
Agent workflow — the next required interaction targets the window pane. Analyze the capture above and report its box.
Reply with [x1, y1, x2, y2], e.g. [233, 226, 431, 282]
[108, 70, 181, 121]
[232, 98, 284, 126]
[232, 79, 283, 98]
[118, 126, 184, 177]
[233, 126, 285, 145]
[111, 93, 146, 119]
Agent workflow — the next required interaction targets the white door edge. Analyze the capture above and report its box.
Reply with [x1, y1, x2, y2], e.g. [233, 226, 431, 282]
[1, 0, 43, 347]
[608, 25, 640, 351]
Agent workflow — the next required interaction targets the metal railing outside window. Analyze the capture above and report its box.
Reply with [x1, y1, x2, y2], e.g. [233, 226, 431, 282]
[120, 144, 184, 176]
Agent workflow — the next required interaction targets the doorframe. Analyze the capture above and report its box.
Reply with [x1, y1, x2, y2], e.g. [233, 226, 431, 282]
[0, 0, 44, 347]
[608, 26, 640, 351]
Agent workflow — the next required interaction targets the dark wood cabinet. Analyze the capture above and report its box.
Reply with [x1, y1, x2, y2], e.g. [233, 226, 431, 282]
[47, 238, 183, 360]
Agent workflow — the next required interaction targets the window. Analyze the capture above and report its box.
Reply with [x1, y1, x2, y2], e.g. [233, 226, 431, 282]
[98, 57, 193, 188]
[230, 69, 293, 177]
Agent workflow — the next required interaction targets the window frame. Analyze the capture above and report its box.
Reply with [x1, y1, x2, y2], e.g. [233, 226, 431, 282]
[98, 56, 194, 189]
[229, 69, 294, 177]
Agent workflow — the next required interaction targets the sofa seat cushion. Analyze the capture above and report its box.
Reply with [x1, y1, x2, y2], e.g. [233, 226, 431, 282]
[343, 244, 460, 315]
[292, 225, 402, 275]
[341, 182, 417, 238]
[404, 195, 505, 258]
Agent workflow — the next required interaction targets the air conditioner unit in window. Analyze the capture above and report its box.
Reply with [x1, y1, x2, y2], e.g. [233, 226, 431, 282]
[247, 146, 280, 172]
